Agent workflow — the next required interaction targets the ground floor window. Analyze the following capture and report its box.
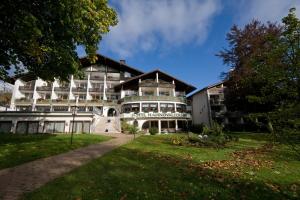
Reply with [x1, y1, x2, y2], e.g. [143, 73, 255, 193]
[142, 121, 158, 130]
[69, 121, 90, 133]
[44, 121, 65, 133]
[16, 106, 31, 111]
[161, 120, 176, 133]
[0, 121, 12, 133]
[16, 121, 39, 134]
[53, 106, 69, 112]
[36, 106, 51, 112]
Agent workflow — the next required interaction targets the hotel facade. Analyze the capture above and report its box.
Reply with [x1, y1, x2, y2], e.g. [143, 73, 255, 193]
[0, 54, 196, 134]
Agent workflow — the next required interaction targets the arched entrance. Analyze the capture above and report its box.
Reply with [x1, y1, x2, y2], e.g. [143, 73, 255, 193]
[107, 108, 117, 117]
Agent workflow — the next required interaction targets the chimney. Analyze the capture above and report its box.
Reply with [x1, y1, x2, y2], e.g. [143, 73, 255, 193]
[120, 59, 126, 64]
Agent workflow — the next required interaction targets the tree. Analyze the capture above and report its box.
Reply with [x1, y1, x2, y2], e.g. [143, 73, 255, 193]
[217, 20, 282, 114]
[0, 0, 117, 81]
[218, 8, 300, 155]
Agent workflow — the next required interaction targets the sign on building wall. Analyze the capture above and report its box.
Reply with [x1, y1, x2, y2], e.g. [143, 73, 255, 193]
[122, 112, 191, 119]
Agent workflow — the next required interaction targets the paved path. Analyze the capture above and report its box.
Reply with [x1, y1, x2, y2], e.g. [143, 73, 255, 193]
[0, 133, 133, 200]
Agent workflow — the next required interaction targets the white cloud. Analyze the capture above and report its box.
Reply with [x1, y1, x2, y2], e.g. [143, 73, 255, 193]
[237, 0, 300, 24]
[101, 0, 221, 57]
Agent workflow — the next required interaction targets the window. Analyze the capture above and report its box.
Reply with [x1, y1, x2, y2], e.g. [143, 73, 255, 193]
[53, 106, 69, 112]
[176, 104, 186, 113]
[142, 103, 158, 112]
[44, 121, 65, 133]
[17, 106, 31, 111]
[0, 121, 12, 133]
[143, 91, 154, 96]
[122, 104, 131, 113]
[142, 103, 149, 112]
[160, 103, 175, 112]
[69, 121, 90, 133]
[78, 94, 86, 100]
[149, 103, 158, 112]
[78, 106, 86, 112]
[159, 91, 170, 96]
[131, 103, 140, 113]
[16, 121, 39, 134]
[36, 106, 51, 112]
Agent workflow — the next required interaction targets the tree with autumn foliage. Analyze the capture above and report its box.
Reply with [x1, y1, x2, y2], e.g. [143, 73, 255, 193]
[0, 0, 117, 82]
[218, 8, 300, 153]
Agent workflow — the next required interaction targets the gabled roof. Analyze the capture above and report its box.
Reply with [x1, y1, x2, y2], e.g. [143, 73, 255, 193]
[114, 69, 196, 94]
[9, 54, 144, 83]
[80, 54, 144, 75]
[187, 81, 225, 99]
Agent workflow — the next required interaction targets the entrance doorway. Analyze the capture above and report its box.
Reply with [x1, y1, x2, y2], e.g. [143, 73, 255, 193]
[107, 108, 117, 117]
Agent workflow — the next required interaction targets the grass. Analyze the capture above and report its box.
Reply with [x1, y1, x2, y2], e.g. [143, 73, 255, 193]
[0, 133, 111, 169]
[24, 133, 300, 200]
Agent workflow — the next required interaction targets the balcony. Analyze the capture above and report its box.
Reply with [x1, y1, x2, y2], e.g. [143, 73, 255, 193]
[122, 96, 187, 103]
[54, 87, 69, 92]
[107, 77, 120, 81]
[89, 88, 103, 92]
[36, 86, 52, 91]
[210, 99, 225, 106]
[19, 86, 34, 91]
[139, 82, 175, 88]
[36, 99, 51, 104]
[90, 75, 104, 80]
[15, 98, 33, 104]
[51, 99, 69, 104]
[72, 87, 87, 92]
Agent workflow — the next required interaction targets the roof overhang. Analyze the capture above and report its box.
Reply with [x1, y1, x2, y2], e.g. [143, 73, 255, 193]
[115, 69, 196, 94]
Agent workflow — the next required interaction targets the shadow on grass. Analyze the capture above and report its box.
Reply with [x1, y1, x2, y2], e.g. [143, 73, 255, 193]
[24, 147, 299, 200]
[0, 133, 58, 146]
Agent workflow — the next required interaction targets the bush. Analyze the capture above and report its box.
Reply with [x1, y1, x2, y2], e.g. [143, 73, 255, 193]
[121, 121, 130, 133]
[128, 125, 138, 135]
[171, 122, 238, 148]
[149, 127, 158, 135]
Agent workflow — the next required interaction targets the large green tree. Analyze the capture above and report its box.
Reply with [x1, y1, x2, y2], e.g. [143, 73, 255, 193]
[0, 0, 117, 81]
[218, 8, 300, 153]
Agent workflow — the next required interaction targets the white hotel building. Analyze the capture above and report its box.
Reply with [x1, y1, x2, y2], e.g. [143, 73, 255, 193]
[0, 54, 196, 134]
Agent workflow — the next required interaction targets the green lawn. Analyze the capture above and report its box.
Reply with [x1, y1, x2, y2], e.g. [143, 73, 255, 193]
[0, 134, 111, 169]
[24, 133, 300, 200]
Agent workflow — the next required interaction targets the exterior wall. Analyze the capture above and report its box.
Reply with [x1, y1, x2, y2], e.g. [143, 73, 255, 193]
[4, 57, 195, 134]
[0, 112, 94, 133]
[191, 90, 210, 126]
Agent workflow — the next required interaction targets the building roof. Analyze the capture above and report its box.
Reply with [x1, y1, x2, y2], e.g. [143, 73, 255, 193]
[9, 54, 144, 83]
[187, 81, 225, 99]
[114, 69, 196, 94]
[80, 54, 144, 75]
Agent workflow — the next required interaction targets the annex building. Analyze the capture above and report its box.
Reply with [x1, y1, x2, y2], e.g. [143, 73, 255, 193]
[0, 54, 197, 134]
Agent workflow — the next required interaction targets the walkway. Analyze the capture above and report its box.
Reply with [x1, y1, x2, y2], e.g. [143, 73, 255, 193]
[0, 133, 133, 200]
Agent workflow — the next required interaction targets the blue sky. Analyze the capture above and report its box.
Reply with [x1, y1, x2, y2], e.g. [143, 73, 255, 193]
[77, 0, 300, 92]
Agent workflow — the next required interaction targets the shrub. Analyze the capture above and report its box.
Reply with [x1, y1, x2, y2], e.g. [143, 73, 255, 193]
[149, 127, 158, 135]
[121, 121, 130, 133]
[128, 125, 138, 135]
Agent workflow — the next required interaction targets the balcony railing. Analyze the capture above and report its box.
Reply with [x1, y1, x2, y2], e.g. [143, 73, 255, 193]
[122, 96, 186, 103]
[210, 99, 225, 105]
[15, 98, 33, 103]
[139, 82, 175, 88]
[19, 86, 34, 90]
[36, 99, 51, 104]
[89, 88, 103, 92]
[72, 87, 87, 92]
[54, 87, 69, 92]
[36, 86, 52, 91]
